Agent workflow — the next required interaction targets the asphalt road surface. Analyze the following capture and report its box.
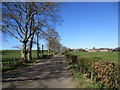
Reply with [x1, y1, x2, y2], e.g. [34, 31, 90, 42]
[2, 54, 75, 88]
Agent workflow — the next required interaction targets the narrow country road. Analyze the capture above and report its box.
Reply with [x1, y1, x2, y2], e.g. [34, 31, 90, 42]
[2, 54, 75, 88]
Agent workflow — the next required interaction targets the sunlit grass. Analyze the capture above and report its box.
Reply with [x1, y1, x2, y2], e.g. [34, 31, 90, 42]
[1, 50, 49, 72]
[66, 51, 119, 63]
[2, 50, 48, 61]
[69, 64, 99, 88]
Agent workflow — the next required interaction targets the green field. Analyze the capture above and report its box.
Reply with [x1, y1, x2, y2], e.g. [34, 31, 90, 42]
[1, 50, 49, 71]
[65, 51, 119, 63]
[2, 50, 48, 61]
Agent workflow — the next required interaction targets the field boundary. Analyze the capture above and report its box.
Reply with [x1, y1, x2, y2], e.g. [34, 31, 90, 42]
[64, 53, 120, 88]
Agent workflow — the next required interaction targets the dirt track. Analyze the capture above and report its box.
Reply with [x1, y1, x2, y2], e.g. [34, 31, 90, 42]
[2, 54, 75, 88]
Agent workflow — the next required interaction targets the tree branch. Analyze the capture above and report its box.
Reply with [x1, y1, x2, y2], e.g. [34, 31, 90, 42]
[4, 28, 22, 42]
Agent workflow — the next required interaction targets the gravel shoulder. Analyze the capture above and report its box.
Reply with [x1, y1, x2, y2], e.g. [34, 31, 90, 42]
[2, 54, 75, 88]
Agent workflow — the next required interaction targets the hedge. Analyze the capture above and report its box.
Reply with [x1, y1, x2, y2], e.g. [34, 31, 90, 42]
[64, 54, 120, 88]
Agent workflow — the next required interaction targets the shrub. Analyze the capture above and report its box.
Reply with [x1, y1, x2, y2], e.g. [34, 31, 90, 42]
[64, 54, 120, 89]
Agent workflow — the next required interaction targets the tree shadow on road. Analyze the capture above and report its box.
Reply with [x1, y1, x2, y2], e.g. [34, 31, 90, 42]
[2, 56, 72, 88]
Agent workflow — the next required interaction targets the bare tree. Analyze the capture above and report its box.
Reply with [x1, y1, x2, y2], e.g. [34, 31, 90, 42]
[42, 29, 60, 55]
[49, 37, 61, 55]
[2, 2, 62, 62]
[2, 2, 39, 62]
[32, 2, 62, 59]
[12, 45, 22, 50]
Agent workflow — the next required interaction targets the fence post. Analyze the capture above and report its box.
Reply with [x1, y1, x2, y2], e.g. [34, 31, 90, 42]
[0, 62, 2, 67]
[9, 61, 11, 67]
[14, 59, 16, 64]
[91, 71, 93, 80]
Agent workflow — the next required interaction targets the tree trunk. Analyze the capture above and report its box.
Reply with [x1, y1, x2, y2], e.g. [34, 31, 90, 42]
[48, 45, 50, 56]
[28, 14, 34, 62]
[36, 33, 40, 59]
[27, 35, 34, 62]
[48, 48, 50, 56]
[21, 41, 27, 63]
[42, 45, 44, 56]
[52, 49, 55, 56]
[48, 40, 51, 56]
[27, 47, 31, 62]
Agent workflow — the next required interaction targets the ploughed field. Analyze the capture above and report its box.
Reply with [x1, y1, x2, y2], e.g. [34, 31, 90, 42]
[65, 52, 119, 63]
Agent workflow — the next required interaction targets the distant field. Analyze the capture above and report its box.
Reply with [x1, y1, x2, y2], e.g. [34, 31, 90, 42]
[66, 52, 119, 63]
[2, 50, 48, 61]
[1, 50, 49, 71]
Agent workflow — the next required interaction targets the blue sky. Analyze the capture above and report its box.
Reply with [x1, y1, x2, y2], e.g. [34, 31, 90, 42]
[2, 2, 118, 50]
[57, 2, 118, 49]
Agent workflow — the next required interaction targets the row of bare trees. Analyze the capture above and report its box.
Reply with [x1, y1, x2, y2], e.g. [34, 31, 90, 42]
[2, 2, 62, 63]
[40, 28, 61, 55]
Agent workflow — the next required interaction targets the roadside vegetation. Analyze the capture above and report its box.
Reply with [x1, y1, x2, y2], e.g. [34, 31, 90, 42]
[64, 51, 119, 88]
[69, 64, 99, 88]
[1, 50, 51, 72]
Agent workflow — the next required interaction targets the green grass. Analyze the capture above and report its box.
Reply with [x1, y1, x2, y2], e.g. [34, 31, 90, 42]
[1, 64, 28, 72]
[1, 50, 49, 72]
[65, 52, 119, 88]
[65, 51, 118, 63]
[74, 73, 99, 88]
[68, 64, 99, 88]
[2, 50, 48, 61]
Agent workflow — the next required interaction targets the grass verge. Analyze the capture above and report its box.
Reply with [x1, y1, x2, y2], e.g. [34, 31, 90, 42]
[68, 63, 99, 88]
[2, 58, 45, 72]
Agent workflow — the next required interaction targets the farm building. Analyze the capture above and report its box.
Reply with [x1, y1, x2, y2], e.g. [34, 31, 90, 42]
[99, 48, 112, 52]
[112, 47, 120, 52]
[87, 48, 112, 52]
[87, 49, 97, 52]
